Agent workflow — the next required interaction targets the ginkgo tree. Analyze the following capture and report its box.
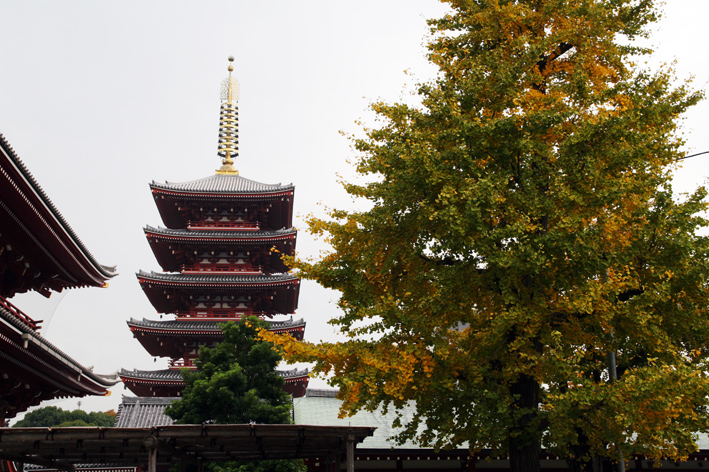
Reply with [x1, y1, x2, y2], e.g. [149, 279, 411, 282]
[261, 1, 709, 471]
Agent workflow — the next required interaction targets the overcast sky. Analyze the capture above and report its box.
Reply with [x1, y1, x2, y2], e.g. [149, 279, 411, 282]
[1, 1, 707, 416]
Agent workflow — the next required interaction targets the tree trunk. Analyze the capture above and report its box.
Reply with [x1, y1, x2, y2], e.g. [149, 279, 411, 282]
[568, 437, 605, 472]
[509, 373, 541, 472]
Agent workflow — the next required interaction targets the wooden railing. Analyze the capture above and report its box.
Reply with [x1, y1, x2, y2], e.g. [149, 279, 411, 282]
[187, 220, 260, 231]
[0, 295, 42, 331]
[182, 264, 261, 274]
[168, 358, 197, 369]
[179, 310, 256, 319]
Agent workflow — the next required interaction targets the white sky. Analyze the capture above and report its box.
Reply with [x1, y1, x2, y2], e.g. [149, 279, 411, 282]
[1, 1, 707, 416]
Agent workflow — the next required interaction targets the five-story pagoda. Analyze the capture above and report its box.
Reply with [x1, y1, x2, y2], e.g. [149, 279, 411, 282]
[119, 58, 308, 398]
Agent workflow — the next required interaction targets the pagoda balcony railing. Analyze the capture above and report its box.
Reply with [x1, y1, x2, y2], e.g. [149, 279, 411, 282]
[187, 221, 260, 231]
[168, 358, 198, 370]
[0, 295, 42, 331]
[182, 264, 262, 274]
[179, 309, 258, 319]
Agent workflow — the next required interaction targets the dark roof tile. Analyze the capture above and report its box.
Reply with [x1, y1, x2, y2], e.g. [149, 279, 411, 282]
[114, 395, 176, 428]
[136, 271, 298, 284]
[127, 317, 305, 331]
[151, 174, 294, 194]
[144, 225, 296, 239]
[119, 367, 308, 381]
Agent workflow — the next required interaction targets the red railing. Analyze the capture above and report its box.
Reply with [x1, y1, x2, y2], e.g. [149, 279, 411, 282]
[188, 220, 260, 231]
[169, 358, 197, 369]
[179, 310, 257, 320]
[0, 295, 42, 331]
[182, 264, 261, 274]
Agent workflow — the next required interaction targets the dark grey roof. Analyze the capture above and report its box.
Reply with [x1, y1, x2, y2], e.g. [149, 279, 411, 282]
[0, 303, 119, 388]
[276, 368, 309, 379]
[128, 317, 306, 331]
[151, 174, 294, 194]
[0, 134, 117, 278]
[114, 395, 176, 428]
[136, 270, 298, 285]
[119, 367, 308, 381]
[118, 368, 183, 381]
[144, 225, 296, 240]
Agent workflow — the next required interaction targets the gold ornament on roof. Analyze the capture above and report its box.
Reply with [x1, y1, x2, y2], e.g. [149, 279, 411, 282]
[216, 56, 239, 175]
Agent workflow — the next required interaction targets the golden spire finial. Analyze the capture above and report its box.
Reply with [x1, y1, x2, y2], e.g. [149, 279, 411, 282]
[216, 56, 239, 175]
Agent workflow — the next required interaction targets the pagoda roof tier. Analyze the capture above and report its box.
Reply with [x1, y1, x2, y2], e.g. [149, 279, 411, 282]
[150, 174, 294, 230]
[137, 271, 299, 315]
[145, 225, 296, 241]
[118, 368, 183, 398]
[0, 297, 118, 420]
[152, 174, 294, 194]
[119, 367, 309, 398]
[144, 225, 296, 273]
[0, 134, 117, 297]
[127, 317, 306, 358]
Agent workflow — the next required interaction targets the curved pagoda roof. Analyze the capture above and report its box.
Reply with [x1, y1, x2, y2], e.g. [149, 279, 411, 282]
[0, 134, 117, 297]
[137, 270, 299, 286]
[144, 225, 296, 273]
[151, 174, 294, 194]
[119, 367, 308, 381]
[119, 367, 309, 398]
[127, 317, 306, 357]
[128, 316, 305, 333]
[150, 174, 295, 230]
[144, 225, 297, 241]
[137, 270, 300, 315]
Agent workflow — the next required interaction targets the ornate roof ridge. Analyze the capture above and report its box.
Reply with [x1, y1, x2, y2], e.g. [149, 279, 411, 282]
[136, 270, 298, 284]
[0, 133, 117, 279]
[118, 368, 182, 380]
[127, 317, 306, 330]
[150, 173, 294, 194]
[143, 225, 296, 238]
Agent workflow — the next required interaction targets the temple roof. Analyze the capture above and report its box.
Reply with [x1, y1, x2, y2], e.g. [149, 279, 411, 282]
[111, 389, 417, 450]
[137, 270, 298, 285]
[144, 225, 296, 241]
[0, 302, 118, 385]
[0, 299, 119, 419]
[128, 317, 305, 332]
[151, 174, 294, 195]
[0, 134, 117, 296]
[114, 396, 176, 428]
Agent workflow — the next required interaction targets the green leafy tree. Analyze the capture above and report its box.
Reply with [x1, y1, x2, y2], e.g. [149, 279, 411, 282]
[13, 406, 115, 427]
[262, 1, 709, 471]
[166, 318, 305, 472]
